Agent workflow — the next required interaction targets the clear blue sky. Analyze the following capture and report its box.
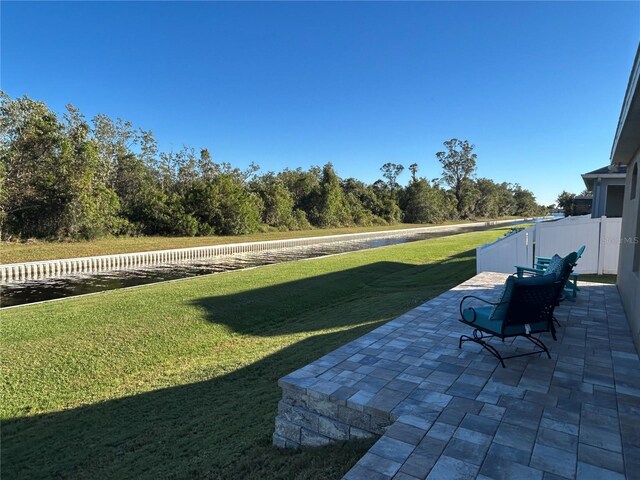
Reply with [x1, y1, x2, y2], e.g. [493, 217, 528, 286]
[2, 1, 639, 205]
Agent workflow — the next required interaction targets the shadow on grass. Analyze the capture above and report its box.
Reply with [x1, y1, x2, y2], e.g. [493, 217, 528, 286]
[2, 250, 479, 479]
[190, 249, 479, 337]
[2, 328, 379, 480]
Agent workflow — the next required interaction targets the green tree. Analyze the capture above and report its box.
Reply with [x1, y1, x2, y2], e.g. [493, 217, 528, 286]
[371, 180, 403, 224]
[1, 93, 66, 238]
[209, 174, 262, 235]
[277, 167, 321, 219]
[60, 105, 125, 238]
[1, 95, 122, 239]
[495, 182, 516, 217]
[312, 163, 351, 227]
[92, 113, 137, 188]
[380, 163, 404, 189]
[556, 190, 576, 217]
[470, 178, 519, 218]
[402, 178, 453, 224]
[409, 163, 419, 183]
[436, 138, 477, 217]
[512, 185, 541, 217]
[341, 178, 387, 225]
[252, 173, 308, 230]
[115, 152, 180, 235]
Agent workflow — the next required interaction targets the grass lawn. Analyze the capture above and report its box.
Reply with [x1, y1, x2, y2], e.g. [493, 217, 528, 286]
[1, 227, 509, 479]
[0, 217, 521, 264]
[578, 274, 617, 284]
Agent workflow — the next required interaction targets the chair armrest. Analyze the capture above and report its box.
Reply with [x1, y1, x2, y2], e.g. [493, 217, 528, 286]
[459, 295, 499, 320]
[534, 258, 551, 269]
[516, 266, 546, 276]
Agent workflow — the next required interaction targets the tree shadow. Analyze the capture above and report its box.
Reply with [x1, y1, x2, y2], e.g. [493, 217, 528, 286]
[2, 328, 378, 480]
[188, 249, 480, 337]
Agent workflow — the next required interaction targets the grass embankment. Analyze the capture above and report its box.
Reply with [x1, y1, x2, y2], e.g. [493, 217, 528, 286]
[0, 217, 521, 264]
[1, 228, 509, 479]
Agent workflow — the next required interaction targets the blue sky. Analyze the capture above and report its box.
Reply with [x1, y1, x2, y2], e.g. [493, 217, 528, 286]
[2, 2, 639, 205]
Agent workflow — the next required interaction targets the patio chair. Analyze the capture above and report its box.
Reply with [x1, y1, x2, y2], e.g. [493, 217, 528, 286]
[458, 274, 561, 368]
[533, 245, 585, 270]
[516, 246, 585, 300]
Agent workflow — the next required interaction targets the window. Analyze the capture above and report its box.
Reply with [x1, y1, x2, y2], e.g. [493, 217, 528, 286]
[632, 163, 638, 200]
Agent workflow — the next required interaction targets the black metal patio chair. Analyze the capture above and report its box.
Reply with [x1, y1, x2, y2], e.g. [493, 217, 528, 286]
[515, 250, 579, 329]
[458, 273, 562, 368]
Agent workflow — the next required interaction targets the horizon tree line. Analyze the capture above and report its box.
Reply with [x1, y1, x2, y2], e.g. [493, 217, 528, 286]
[0, 92, 547, 241]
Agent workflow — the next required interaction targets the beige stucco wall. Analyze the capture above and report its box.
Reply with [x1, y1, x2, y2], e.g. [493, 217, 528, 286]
[617, 148, 640, 354]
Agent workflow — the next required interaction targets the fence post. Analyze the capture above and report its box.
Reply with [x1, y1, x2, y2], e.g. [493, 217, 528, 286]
[598, 216, 606, 275]
[533, 225, 541, 268]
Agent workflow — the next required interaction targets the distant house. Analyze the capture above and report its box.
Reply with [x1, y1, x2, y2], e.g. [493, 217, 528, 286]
[581, 165, 626, 218]
[572, 195, 593, 216]
[610, 44, 640, 351]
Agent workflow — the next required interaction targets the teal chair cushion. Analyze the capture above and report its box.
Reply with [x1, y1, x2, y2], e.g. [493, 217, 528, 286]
[462, 305, 495, 329]
[490, 276, 516, 321]
[461, 304, 548, 336]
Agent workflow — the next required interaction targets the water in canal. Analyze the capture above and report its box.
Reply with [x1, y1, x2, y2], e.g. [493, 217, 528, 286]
[1, 222, 529, 308]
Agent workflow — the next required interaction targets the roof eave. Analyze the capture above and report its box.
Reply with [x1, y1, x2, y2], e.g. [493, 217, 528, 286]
[611, 44, 640, 166]
[582, 176, 594, 190]
[581, 173, 627, 179]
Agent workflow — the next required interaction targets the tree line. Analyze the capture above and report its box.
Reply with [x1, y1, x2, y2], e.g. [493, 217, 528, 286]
[0, 92, 547, 240]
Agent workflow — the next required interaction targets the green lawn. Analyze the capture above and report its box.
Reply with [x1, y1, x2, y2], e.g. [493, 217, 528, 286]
[1, 227, 509, 479]
[578, 274, 617, 284]
[0, 217, 520, 264]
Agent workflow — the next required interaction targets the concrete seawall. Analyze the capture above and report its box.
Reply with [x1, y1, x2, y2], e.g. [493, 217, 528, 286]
[1, 219, 525, 284]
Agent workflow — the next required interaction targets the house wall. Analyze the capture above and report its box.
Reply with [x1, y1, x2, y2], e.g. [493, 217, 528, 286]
[617, 149, 640, 353]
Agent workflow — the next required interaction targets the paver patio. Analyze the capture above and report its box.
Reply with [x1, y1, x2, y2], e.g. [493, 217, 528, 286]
[273, 272, 640, 479]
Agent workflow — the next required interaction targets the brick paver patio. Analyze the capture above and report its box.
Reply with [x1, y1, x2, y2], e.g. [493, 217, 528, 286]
[273, 272, 640, 479]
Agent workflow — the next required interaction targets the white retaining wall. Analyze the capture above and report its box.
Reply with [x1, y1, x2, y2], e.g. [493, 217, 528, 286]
[2, 219, 523, 284]
[476, 215, 622, 275]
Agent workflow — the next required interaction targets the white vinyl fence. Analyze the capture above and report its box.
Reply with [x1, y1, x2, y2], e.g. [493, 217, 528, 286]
[476, 227, 534, 275]
[477, 216, 622, 275]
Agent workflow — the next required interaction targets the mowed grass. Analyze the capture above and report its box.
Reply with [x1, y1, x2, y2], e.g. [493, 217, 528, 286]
[1, 228, 508, 479]
[578, 274, 617, 284]
[0, 217, 520, 264]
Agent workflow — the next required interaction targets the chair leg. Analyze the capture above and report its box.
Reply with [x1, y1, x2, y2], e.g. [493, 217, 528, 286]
[459, 331, 506, 368]
[459, 330, 553, 367]
[523, 335, 551, 359]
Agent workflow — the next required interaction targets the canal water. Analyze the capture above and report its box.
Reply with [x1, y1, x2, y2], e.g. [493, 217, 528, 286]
[1, 222, 530, 308]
